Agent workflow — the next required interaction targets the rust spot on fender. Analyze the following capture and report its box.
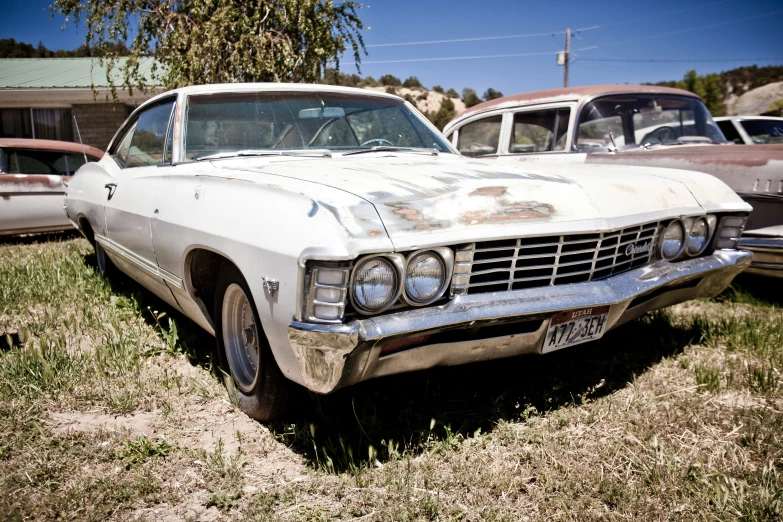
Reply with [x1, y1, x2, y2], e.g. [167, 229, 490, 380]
[470, 186, 508, 197]
[368, 230, 383, 236]
[613, 184, 636, 194]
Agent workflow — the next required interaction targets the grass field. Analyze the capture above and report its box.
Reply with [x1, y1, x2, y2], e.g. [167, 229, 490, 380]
[1, 232, 782, 521]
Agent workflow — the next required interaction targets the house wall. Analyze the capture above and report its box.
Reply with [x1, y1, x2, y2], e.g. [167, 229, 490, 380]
[71, 103, 133, 150]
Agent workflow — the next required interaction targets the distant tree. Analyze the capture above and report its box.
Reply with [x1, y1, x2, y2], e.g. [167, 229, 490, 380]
[321, 67, 362, 87]
[360, 75, 379, 87]
[402, 76, 422, 88]
[445, 88, 459, 98]
[674, 70, 725, 116]
[432, 85, 444, 93]
[0, 38, 130, 58]
[483, 88, 503, 101]
[385, 86, 398, 95]
[417, 92, 428, 101]
[51, 0, 366, 97]
[424, 97, 456, 131]
[462, 88, 482, 108]
[379, 74, 402, 86]
[402, 93, 417, 105]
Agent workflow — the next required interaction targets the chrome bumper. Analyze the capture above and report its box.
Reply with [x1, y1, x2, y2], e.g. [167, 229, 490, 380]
[288, 250, 752, 393]
[738, 237, 783, 278]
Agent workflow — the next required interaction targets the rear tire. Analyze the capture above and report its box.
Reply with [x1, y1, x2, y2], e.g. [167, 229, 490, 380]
[214, 263, 289, 421]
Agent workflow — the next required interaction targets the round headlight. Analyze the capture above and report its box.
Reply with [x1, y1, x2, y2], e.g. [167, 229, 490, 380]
[686, 217, 709, 255]
[405, 251, 446, 304]
[662, 220, 684, 259]
[351, 257, 399, 313]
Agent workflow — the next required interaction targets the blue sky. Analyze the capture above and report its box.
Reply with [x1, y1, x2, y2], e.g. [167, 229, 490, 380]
[4, 0, 782, 96]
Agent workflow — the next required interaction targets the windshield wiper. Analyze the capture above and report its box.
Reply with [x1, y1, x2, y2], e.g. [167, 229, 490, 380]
[195, 149, 332, 161]
[342, 146, 439, 156]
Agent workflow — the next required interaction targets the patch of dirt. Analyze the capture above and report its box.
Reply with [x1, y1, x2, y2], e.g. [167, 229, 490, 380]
[48, 411, 156, 436]
[726, 81, 783, 115]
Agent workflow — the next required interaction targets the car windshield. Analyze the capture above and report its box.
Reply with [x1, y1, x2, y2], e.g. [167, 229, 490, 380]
[183, 91, 452, 161]
[739, 119, 783, 144]
[575, 95, 727, 150]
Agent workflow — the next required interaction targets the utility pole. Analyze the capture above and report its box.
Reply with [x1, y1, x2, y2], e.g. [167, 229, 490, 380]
[563, 28, 570, 88]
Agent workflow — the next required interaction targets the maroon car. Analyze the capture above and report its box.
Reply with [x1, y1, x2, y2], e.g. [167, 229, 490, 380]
[443, 85, 783, 278]
[1, 138, 103, 235]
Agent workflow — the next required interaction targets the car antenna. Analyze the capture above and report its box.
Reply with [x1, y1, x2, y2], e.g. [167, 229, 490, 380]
[73, 115, 89, 164]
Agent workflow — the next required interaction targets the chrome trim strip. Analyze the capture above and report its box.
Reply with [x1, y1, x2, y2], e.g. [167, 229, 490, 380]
[94, 233, 184, 288]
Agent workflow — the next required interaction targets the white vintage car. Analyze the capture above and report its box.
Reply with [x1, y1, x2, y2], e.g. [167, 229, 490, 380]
[64, 83, 752, 420]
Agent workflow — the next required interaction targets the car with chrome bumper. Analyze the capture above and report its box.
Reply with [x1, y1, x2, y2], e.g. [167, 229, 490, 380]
[442, 85, 783, 278]
[65, 83, 752, 420]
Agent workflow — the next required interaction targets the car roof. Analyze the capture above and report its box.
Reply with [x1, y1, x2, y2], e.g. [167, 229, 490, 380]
[138, 82, 401, 110]
[445, 84, 701, 132]
[0, 138, 104, 157]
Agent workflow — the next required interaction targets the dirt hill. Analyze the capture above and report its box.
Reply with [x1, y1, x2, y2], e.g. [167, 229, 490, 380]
[726, 81, 783, 115]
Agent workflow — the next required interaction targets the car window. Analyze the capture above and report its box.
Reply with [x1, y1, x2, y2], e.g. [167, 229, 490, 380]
[113, 121, 136, 167]
[510, 108, 570, 153]
[716, 120, 743, 144]
[457, 116, 502, 157]
[739, 120, 783, 144]
[126, 100, 176, 168]
[183, 92, 452, 160]
[2, 149, 67, 175]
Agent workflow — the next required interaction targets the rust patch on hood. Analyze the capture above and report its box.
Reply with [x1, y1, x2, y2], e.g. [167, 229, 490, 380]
[470, 186, 508, 197]
[461, 201, 554, 225]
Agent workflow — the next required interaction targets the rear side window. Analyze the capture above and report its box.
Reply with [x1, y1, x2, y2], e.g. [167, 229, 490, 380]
[510, 108, 570, 153]
[457, 116, 502, 157]
[3, 149, 64, 175]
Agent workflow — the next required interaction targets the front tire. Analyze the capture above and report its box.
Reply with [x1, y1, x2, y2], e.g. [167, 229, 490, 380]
[214, 263, 289, 421]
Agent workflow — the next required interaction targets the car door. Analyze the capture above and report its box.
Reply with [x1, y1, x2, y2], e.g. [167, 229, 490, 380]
[102, 97, 181, 305]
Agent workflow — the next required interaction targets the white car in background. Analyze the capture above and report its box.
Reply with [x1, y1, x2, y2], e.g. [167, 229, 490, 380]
[64, 83, 751, 420]
[715, 116, 783, 145]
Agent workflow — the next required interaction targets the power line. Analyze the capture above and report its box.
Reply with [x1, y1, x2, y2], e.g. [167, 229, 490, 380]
[576, 57, 783, 63]
[575, 0, 734, 31]
[342, 51, 555, 66]
[365, 30, 571, 49]
[577, 9, 783, 51]
[363, 0, 730, 49]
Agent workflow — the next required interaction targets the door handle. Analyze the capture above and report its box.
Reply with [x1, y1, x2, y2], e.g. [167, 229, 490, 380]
[104, 183, 117, 200]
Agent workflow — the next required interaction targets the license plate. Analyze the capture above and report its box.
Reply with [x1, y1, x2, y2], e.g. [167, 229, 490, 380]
[543, 306, 610, 353]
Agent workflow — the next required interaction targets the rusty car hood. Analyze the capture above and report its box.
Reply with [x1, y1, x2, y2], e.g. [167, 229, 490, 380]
[212, 154, 747, 249]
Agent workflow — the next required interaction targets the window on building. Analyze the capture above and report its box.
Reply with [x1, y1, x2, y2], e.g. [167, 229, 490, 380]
[0, 108, 73, 141]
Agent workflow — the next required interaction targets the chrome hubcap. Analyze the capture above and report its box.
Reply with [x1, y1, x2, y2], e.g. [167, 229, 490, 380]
[222, 283, 259, 392]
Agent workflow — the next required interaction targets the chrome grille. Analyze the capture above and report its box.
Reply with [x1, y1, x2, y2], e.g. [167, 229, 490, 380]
[452, 222, 661, 295]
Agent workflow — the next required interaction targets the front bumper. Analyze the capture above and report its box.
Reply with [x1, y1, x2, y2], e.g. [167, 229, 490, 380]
[288, 249, 752, 393]
[738, 237, 783, 278]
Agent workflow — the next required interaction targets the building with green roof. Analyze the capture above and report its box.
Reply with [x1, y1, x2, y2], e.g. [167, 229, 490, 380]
[0, 58, 158, 149]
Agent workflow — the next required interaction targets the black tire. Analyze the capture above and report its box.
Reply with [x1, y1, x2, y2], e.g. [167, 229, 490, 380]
[214, 263, 289, 421]
[95, 241, 114, 277]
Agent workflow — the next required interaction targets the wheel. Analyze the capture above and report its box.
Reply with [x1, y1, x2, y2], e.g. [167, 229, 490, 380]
[214, 263, 289, 421]
[95, 242, 114, 277]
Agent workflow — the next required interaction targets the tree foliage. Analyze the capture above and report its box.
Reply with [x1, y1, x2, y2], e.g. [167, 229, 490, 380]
[402, 76, 422, 88]
[0, 38, 129, 58]
[483, 88, 503, 101]
[51, 0, 366, 96]
[379, 74, 402, 86]
[462, 88, 481, 108]
[424, 97, 456, 131]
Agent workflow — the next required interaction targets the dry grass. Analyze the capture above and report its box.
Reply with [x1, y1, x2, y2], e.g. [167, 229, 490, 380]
[1, 233, 782, 521]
